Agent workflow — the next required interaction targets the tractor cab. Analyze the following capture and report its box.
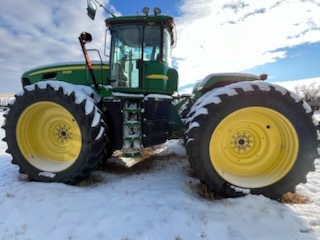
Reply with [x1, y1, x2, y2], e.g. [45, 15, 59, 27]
[87, 2, 178, 94]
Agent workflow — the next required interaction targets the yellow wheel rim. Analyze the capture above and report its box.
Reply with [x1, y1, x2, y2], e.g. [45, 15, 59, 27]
[209, 107, 299, 188]
[17, 101, 82, 172]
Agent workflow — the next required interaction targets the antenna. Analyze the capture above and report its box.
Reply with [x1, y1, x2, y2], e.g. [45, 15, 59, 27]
[137, 0, 140, 15]
[93, 0, 116, 17]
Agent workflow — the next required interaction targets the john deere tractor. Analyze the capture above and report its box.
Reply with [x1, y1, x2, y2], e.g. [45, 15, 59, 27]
[2, 1, 319, 199]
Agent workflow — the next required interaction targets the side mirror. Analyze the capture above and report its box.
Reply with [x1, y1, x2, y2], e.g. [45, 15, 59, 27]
[79, 32, 92, 43]
[87, 0, 97, 20]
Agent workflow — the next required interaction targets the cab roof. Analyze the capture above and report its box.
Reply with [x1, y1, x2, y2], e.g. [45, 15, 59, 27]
[105, 15, 174, 26]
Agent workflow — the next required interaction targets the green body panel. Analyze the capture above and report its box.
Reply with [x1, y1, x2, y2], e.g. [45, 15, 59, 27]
[167, 68, 179, 93]
[192, 73, 261, 101]
[110, 62, 178, 95]
[109, 63, 178, 95]
[142, 62, 178, 94]
[22, 61, 110, 89]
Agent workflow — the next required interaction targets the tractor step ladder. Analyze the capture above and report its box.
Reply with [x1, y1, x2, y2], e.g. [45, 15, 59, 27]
[122, 99, 143, 157]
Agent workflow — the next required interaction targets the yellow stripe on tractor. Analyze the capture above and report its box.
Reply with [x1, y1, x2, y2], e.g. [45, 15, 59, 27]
[29, 65, 109, 76]
[146, 74, 169, 80]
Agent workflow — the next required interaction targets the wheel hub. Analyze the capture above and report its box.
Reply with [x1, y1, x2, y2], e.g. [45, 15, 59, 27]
[231, 131, 254, 152]
[55, 124, 72, 143]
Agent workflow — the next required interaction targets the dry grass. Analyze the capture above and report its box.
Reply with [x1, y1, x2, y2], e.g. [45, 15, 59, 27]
[280, 192, 310, 204]
[101, 148, 185, 176]
[189, 182, 225, 201]
[189, 181, 311, 204]
[75, 174, 104, 187]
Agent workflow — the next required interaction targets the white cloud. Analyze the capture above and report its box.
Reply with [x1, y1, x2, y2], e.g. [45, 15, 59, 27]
[0, 0, 111, 93]
[273, 76, 320, 93]
[174, 0, 320, 87]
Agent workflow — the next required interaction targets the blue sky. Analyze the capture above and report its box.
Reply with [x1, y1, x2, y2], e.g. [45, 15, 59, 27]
[0, 0, 319, 93]
[110, 0, 181, 16]
[247, 42, 320, 82]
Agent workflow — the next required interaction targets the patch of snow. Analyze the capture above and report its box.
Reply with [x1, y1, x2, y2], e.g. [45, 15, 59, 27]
[101, 85, 113, 90]
[84, 98, 95, 115]
[290, 92, 302, 103]
[144, 94, 173, 100]
[312, 116, 319, 127]
[75, 85, 101, 103]
[192, 107, 208, 119]
[186, 137, 194, 144]
[2, 107, 10, 116]
[185, 116, 193, 126]
[187, 122, 200, 132]
[228, 81, 255, 92]
[25, 81, 101, 104]
[38, 172, 56, 178]
[178, 103, 188, 114]
[23, 84, 36, 92]
[302, 101, 313, 114]
[86, 105, 101, 127]
[189, 88, 213, 111]
[230, 185, 251, 194]
[90, 108, 100, 128]
[95, 126, 105, 141]
[313, 111, 320, 123]
[197, 95, 222, 109]
[253, 81, 271, 91]
[272, 83, 287, 95]
[7, 97, 16, 106]
[180, 93, 192, 98]
[112, 92, 144, 98]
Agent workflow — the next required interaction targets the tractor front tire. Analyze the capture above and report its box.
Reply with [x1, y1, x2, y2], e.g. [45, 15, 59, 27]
[186, 81, 318, 199]
[3, 82, 107, 183]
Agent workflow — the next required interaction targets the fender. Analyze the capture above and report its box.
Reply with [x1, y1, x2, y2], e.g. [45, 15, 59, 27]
[193, 72, 268, 100]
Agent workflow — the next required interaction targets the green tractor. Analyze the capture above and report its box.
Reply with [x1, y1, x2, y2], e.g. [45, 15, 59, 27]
[2, 1, 319, 199]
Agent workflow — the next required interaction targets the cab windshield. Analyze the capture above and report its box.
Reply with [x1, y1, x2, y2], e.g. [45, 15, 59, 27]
[109, 24, 171, 88]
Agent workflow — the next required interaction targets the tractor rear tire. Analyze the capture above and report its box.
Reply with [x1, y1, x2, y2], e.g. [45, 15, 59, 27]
[3, 82, 108, 183]
[186, 81, 318, 199]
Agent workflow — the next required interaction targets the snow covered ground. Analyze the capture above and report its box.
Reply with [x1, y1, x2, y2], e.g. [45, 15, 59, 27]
[1, 111, 320, 240]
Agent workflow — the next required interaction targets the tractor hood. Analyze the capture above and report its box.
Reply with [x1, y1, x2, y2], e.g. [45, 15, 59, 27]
[21, 61, 109, 88]
[22, 61, 108, 79]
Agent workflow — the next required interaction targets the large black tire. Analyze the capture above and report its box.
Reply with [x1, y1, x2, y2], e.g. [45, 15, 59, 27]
[178, 98, 193, 145]
[2, 82, 108, 184]
[186, 81, 319, 199]
[178, 98, 193, 123]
